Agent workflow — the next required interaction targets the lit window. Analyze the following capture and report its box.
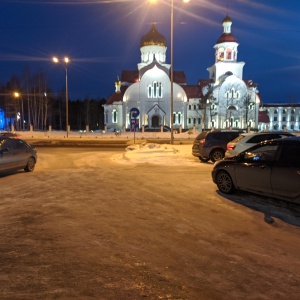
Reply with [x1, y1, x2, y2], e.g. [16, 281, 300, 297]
[112, 110, 117, 123]
[147, 81, 163, 98]
[226, 48, 232, 60]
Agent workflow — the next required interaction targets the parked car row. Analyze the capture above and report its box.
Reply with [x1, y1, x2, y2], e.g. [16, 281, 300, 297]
[212, 136, 300, 203]
[192, 130, 295, 163]
[192, 130, 299, 204]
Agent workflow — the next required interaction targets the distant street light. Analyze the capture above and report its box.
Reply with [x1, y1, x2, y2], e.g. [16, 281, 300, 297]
[53, 56, 70, 137]
[14, 92, 25, 131]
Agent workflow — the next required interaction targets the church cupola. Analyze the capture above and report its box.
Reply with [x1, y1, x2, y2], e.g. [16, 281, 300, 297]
[138, 22, 168, 70]
[214, 13, 239, 63]
[140, 23, 167, 47]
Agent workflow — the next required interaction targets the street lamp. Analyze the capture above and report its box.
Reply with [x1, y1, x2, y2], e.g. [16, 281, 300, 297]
[170, 0, 190, 144]
[53, 56, 70, 137]
[14, 92, 24, 131]
[149, 0, 189, 143]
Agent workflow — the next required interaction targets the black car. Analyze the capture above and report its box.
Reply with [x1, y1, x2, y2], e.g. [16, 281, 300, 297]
[192, 130, 241, 163]
[212, 136, 300, 203]
[0, 137, 37, 173]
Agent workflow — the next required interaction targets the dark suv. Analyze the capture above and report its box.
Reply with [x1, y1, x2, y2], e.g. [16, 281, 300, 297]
[192, 130, 241, 163]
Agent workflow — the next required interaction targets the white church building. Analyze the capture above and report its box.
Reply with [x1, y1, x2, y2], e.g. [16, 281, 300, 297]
[103, 14, 299, 132]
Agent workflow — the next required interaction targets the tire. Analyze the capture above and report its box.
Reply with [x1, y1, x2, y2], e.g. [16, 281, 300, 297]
[24, 157, 36, 172]
[199, 156, 210, 163]
[216, 171, 235, 194]
[210, 149, 225, 163]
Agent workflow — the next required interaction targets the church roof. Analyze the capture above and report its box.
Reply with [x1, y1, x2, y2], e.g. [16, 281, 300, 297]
[121, 70, 139, 83]
[216, 33, 237, 43]
[258, 110, 270, 123]
[217, 13, 237, 44]
[140, 23, 167, 47]
[181, 85, 202, 98]
[222, 14, 232, 23]
[173, 71, 187, 84]
[106, 92, 123, 105]
[262, 103, 300, 108]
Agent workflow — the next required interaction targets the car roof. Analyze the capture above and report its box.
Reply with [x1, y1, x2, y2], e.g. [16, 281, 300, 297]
[0, 136, 21, 141]
[240, 131, 294, 137]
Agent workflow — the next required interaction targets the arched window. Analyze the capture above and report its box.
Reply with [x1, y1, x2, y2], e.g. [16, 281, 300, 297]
[112, 110, 117, 123]
[218, 48, 225, 61]
[178, 113, 181, 124]
[226, 48, 232, 60]
[147, 81, 163, 98]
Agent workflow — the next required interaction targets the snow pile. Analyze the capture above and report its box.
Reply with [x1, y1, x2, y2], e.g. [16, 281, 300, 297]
[113, 143, 200, 166]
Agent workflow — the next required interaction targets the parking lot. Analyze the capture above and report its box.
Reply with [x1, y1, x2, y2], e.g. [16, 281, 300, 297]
[0, 147, 300, 299]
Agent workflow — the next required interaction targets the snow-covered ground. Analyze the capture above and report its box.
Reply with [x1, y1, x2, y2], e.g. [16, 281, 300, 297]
[15, 130, 200, 166]
[10, 129, 300, 166]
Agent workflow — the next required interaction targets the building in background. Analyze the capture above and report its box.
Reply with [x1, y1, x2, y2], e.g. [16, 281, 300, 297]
[259, 104, 300, 131]
[103, 14, 298, 132]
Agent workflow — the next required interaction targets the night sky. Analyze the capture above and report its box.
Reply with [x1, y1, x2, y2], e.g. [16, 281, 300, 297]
[0, 0, 299, 104]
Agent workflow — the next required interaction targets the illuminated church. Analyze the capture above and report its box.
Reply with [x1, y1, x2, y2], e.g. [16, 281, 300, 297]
[103, 14, 283, 132]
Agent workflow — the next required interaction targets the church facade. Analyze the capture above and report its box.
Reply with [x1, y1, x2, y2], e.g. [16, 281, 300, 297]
[103, 14, 298, 132]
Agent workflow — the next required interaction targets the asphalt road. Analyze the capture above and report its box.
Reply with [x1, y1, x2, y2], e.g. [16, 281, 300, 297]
[0, 147, 300, 299]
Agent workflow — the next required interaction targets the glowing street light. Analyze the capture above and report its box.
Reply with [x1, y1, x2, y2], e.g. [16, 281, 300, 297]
[53, 56, 70, 137]
[14, 92, 25, 131]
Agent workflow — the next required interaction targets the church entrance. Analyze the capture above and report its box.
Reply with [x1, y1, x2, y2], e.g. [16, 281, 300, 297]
[152, 115, 160, 128]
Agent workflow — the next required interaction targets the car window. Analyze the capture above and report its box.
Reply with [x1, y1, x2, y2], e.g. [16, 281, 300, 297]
[244, 145, 278, 162]
[15, 140, 29, 150]
[195, 132, 208, 140]
[211, 132, 222, 140]
[279, 145, 300, 163]
[227, 132, 240, 141]
[231, 134, 246, 143]
[247, 134, 272, 143]
[0, 139, 16, 150]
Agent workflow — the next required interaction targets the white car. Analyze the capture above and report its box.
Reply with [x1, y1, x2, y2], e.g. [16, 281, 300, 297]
[225, 131, 294, 158]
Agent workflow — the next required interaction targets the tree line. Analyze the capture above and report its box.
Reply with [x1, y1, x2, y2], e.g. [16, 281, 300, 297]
[0, 68, 106, 131]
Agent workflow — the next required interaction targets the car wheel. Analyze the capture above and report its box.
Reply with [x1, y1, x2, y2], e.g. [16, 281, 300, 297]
[216, 171, 235, 194]
[24, 157, 36, 172]
[199, 156, 210, 163]
[210, 149, 224, 162]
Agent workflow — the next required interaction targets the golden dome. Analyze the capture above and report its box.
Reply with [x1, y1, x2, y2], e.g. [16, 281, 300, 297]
[140, 23, 167, 47]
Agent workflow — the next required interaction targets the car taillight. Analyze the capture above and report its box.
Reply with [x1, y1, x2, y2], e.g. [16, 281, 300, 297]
[227, 144, 235, 150]
[199, 139, 206, 145]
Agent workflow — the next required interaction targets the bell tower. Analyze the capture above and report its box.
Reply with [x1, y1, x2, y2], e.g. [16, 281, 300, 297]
[207, 14, 245, 82]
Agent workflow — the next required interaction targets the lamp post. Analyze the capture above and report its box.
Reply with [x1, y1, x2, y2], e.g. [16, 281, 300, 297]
[53, 56, 70, 137]
[14, 92, 24, 131]
[170, 0, 190, 144]
[149, 0, 190, 143]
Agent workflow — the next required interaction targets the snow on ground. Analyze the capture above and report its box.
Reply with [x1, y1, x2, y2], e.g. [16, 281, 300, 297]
[8, 129, 300, 166]
[112, 142, 200, 166]
[14, 130, 201, 166]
